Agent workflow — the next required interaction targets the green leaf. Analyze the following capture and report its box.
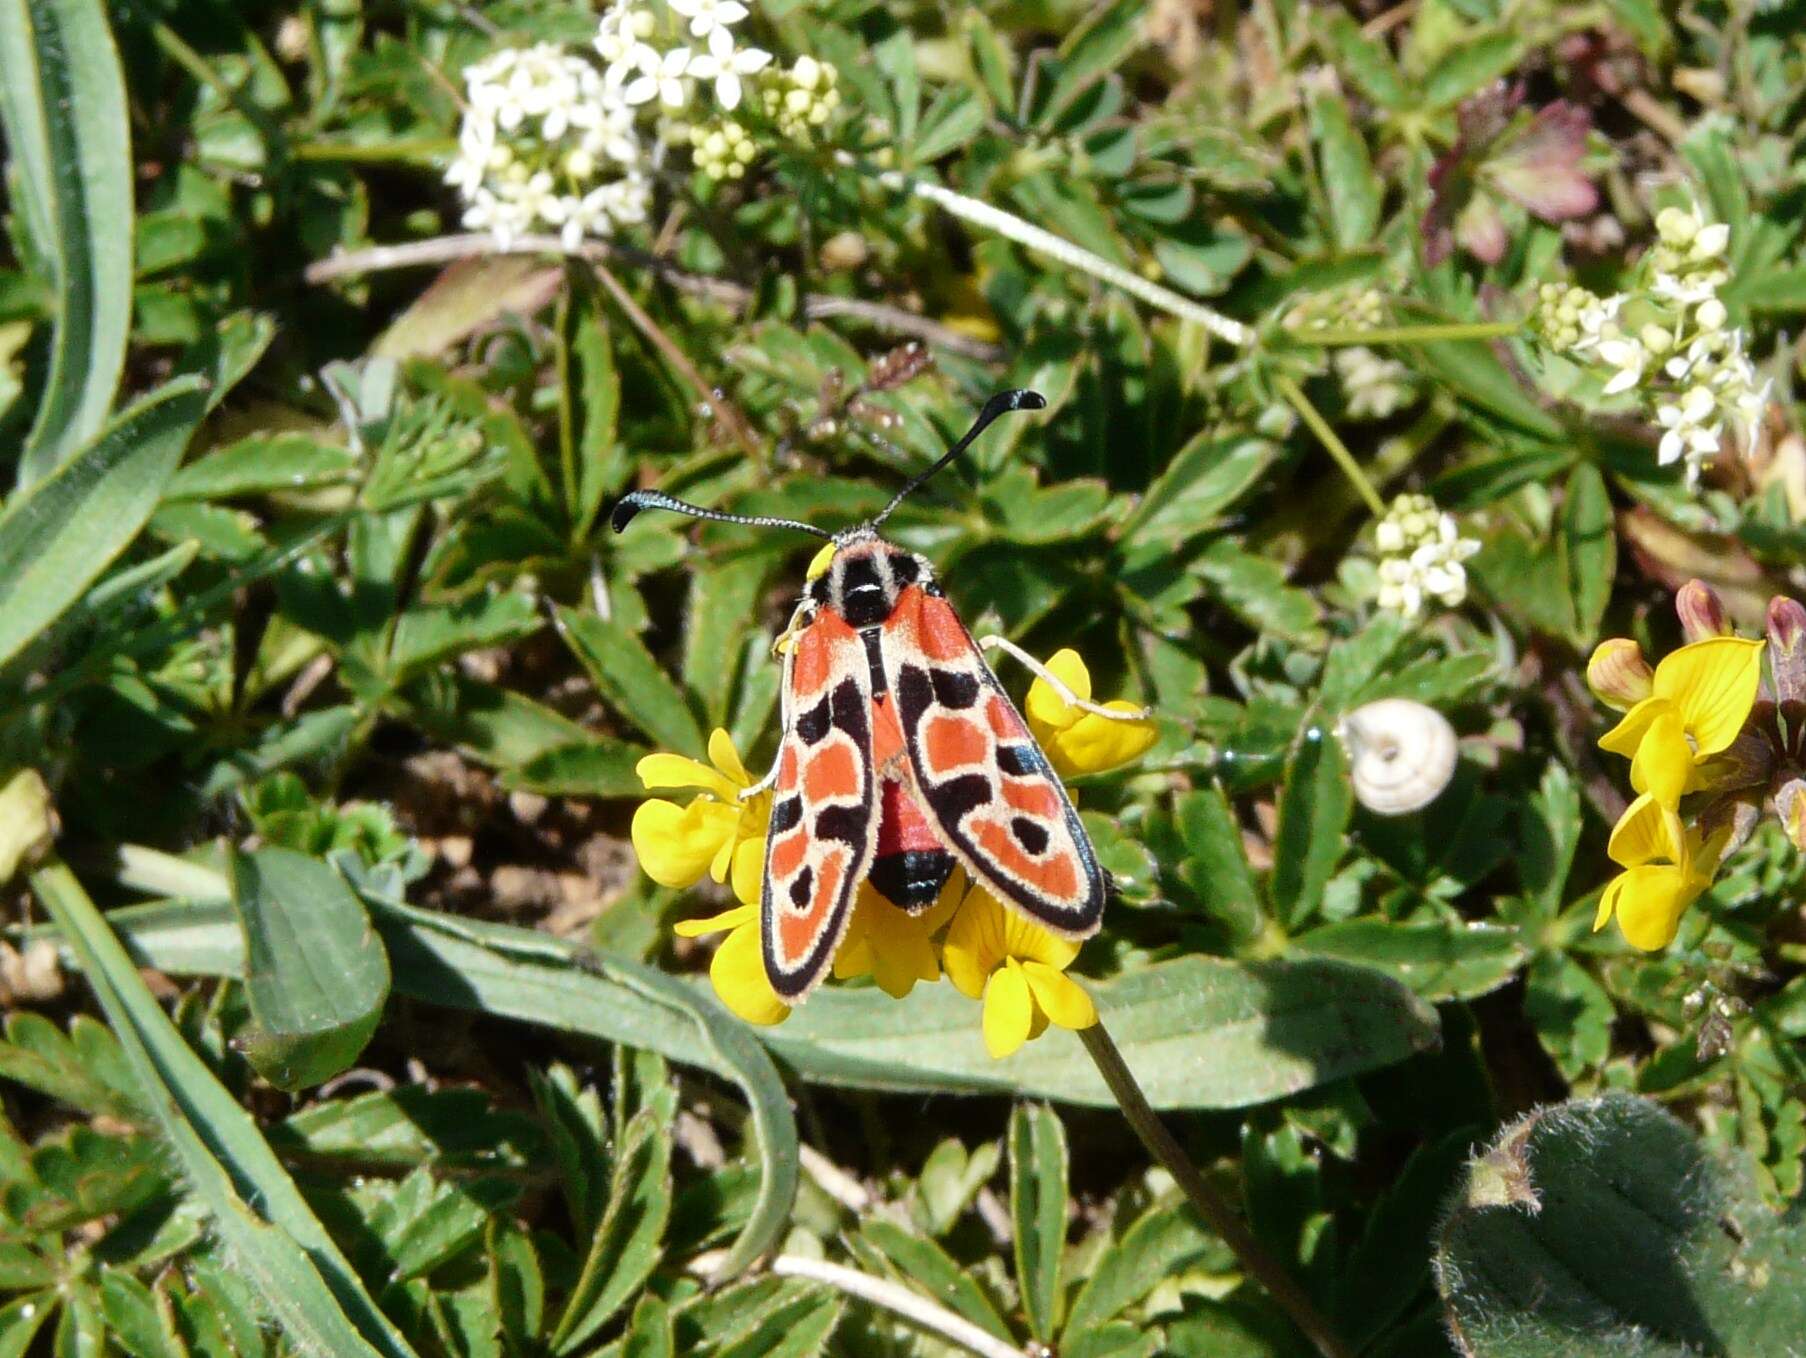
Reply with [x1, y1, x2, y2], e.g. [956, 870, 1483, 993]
[1419, 31, 1525, 108]
[0, 0, 133, 484]
[1122, 434, 1274, 546]
[0, 1293, 54, 1358]
[1308, 89, 1380, 250]
[1268, 723, 1351, 930]
[29, 863, 421, 1358]
[271, 1085, 545, 1173]
[1319, 11, 1407, 108]
[0, 379, 206, 672]
[165, 434, 357, 501]
[1560, 462, 1614, 646]
[620, 1295, 673, 1358]
[553, 1095, 674, 1354]
[1410, 339, 1563, 442]
[1171, 783, 1264, 942]
[556, 607, 706, 755]
[1292, 919, 1528, 1002]
[1191, 540, 1323, 642]
[912, 85, 986, 162]
[97, 898, 1438, 1111]
[858, 1221, 1014, 1342]
[1065, 1203, 1214, 1335]
[1436, 1094, 1806, 1354]
[1039, 0, 1143, 127]
[99, 1272, 182, 1358]
[229, 848, 391, 1091]
[1009, 1103, 1068, 1343]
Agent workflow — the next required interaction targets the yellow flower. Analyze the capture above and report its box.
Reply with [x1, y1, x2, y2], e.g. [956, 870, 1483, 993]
[1597, 637, 1764, 809]
[674, 904, 790, 1026]
[632, 729, 770, 905]
[1024, 649, 1157, 781]
[1594, 794, 1729, 950]
[834, 876, 962, 999]
[942, 883, 1097, 1059]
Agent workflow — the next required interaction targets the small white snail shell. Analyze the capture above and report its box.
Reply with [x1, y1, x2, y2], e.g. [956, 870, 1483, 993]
[1338, 698, 1458, 816]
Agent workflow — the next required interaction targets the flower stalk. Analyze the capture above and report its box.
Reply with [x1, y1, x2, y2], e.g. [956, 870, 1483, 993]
[1079, 1022, 1353, 1358]
[1274, 373, 1388, 517]
[1285, 321, 1521, 347]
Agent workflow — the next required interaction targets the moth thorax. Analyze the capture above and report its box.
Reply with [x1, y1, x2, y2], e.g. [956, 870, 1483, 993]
[815, 541, 923, 628]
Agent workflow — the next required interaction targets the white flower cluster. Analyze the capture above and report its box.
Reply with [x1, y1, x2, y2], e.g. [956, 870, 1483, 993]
[447, 43, 649, 249]
[447, 0, 835, 246]
[1532, 204, 1770, 482]
[1334, 345, 1415, 421]
[1282, 285, 1384, 335]
[1371, 493, 1480, 619]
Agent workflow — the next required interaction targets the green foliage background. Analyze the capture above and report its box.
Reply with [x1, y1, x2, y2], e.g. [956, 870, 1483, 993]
[2, 0, 1806, 1354]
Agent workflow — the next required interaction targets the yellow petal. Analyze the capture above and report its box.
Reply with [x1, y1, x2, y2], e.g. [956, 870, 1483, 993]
[730, 835, 766, 905]
[1629, 708, 1692, 808]
[1609, 865, 1704, 951]
[1022, 962, 1096, 1031]
[982, 960, 1035, 1058]
[637, 752, 739, 802]
[707, 728, 753, 788]
[942, 884, 1006, 997]
[1044, 704, 1158, 779]
[1594, 873, 1622, 932]
[1000, 896, 1082, 971]
[1598, 696, 1670, 759]
[1654, 636, 1765, 756]
[1606, 794, 1684, 869]
[1025, 649, 1092, 736]
[709, 922, 791, 1025]
[631, 798, 739, 888]
[674, 903, 757, 938]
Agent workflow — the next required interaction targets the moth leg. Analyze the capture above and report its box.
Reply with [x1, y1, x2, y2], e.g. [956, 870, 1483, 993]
[744, 616, 801, 802]
[976, 634, 1153, 721]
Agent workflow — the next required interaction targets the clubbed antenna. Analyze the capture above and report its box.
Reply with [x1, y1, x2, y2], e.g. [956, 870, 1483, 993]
[871, 389, 1046, 528]
[609, 489, 835, 540]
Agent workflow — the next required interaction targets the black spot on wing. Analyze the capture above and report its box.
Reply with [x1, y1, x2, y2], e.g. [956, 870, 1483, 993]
[814, 804, 866, 844]
[930, 668, 980, 710]
[789, 866, 814, 909]
[769, 796, 803, 836]
[923, 772, 989, 826]
[796, 695, 830, 745]
[895, 663, 934, 730]
[1010, 816, 1051, 856]
[828, 676, 869, 745]
[996, 744, 1038, 778]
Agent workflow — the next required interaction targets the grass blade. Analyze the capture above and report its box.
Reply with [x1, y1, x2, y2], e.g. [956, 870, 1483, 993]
[0, 0, 133, 484]
[0, 378, 207, 672]
[29, 861, 420, 1358]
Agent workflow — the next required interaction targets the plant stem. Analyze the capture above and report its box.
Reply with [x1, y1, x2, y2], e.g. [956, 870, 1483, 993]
[1079, 1022, 1354, 1358]
[1274, 373, 1388, 518]
[1286, 321, 1520, 346]
[843, 154, 1254, 349]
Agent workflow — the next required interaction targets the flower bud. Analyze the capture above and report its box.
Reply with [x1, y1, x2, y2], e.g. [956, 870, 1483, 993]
[1777, 778, 1806, 853]
[1586, 638, 1654, 710]
[1767, 595, 1806, 709]
[1676, 579, 1730, 642]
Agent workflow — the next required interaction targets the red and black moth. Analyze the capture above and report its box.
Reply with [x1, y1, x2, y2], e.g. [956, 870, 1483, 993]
[613, 391, 1146, 1002]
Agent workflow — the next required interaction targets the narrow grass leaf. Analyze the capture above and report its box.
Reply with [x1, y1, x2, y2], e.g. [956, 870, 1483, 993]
[1009, 1103, 1068, 1342]
[0, 0, 133, 484]
[29, 863, 420, 1358]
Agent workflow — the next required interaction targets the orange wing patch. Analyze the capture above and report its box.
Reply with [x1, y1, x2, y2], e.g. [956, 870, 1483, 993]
[760, 609, 877, 1001]
[880, 586, 1106, 938]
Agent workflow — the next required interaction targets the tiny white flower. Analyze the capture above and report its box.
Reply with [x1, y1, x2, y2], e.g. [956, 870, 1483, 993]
[622, 44, 695, 109]
[668, 0, 749, 39]
[689, 26, 772, 110]
[1692, 222, 1731, 260]
[1695, 297, 1728, 332]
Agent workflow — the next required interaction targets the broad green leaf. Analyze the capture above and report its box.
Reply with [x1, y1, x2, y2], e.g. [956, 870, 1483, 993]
[95, 898, 1438, 1111]
[1293, 919, 1527, 1002]
[99, 1273, 182, 1358]
[1268, 722, 1351, 930]
[1419, 32, 1525, 109]
[1436, 1095, 1806, 1354]
[1319, 11, 1407, 108]
[29, 863, 420, 1358]
[229, 847, 390, 1091]
[489, 1221, 545, 1356]
[271, 1085, 544, 1173]
[714, 1293, 841, 1358]
[0, 1293, 54, 1358]
[1039, 0, 1143, 127]
[508, 739, 646, 798]
[912, 85, 986, 162]
[1192, 539, 1323, 642]
[556, 607, 706, 754]
[1065, 1203, 1215, 1336]
[621, 1295, 674, 1358]
[1410, 339, 1564, 442]
[387, 592, 541, 685]
[858, 1221, 1013, 1342]
[1009, 1103, 1068, 1343]
[165, 434, 356, 501]
[1308, 89, 1380, 250]
[684, 563, 765, 729]
[1560, 461, 1614, 646]
[0, 0, 132, 484]
[0, 379, 206, 672]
